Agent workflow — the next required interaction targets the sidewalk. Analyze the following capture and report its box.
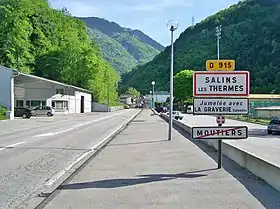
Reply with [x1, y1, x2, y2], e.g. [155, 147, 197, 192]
[43, 110, 280, 209]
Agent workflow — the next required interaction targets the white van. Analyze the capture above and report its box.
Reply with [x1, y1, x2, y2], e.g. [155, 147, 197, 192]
[187, 105, 193, 114]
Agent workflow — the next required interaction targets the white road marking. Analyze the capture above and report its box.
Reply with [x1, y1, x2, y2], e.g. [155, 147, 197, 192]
[0, 141, 26, 151]
[45, 124, 124, 186]
[33, 111, 129, 138]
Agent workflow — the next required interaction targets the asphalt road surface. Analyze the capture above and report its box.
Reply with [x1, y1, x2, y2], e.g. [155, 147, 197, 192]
[0, 110, 138, 209]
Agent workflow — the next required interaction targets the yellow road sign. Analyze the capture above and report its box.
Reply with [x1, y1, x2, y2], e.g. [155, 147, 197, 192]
[206, 60, 235, 71]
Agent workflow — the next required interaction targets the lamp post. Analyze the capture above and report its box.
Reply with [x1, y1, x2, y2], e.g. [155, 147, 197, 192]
[167, 19, 178, 141]
[215, 25, 222, 168]
[151, 81, 155, 109]
[215, 25, 222, 60]
[149, 90, 152, 108]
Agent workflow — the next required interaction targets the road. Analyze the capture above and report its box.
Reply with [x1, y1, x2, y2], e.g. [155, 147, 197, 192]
[180, 113, 280, 168]
[0, 110, 139, 209]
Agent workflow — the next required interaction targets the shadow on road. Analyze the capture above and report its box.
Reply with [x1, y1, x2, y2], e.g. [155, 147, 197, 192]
[58, 172, 207, 190]
[170, 121, 280, 209]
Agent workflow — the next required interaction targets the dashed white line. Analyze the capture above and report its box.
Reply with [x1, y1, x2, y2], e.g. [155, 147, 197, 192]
[33, 111, 128, 138]
[0, 141, 26, 151]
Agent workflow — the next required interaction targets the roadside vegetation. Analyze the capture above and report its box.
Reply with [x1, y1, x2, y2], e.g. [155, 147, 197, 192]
[0, 106, 7, 120]
[226, 115, 270, 125]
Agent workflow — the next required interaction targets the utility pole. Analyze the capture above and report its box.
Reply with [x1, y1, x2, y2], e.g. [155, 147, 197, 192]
[216, 25, 223, 168]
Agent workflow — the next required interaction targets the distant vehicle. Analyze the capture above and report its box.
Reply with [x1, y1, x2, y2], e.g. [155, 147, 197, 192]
[14, 107, 33, 119]
[267, 118, 280, 134]
[33, 106, 55, 117]
[166, 111, 183, 120]
[124, 104, 130, 109]
[187, 105, 193, 114]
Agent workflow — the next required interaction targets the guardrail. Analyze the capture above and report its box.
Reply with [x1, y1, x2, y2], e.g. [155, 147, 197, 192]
[159, 113, 280, 193]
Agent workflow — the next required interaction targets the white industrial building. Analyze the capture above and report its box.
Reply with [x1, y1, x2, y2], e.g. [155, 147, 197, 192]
[153, 91, 170, 103]
[0, 66, 92, 119]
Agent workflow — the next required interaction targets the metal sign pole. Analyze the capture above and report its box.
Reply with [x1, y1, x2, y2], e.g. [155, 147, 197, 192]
[218, 121, 222, 169]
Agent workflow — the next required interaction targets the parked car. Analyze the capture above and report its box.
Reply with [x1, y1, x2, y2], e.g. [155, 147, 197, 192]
[14, 107, 33, 119]
[33, 106, 55, 117]
[267, 118, 280, 134]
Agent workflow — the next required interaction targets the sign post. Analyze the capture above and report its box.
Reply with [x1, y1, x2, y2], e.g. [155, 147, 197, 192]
[192, 59, 249, 169]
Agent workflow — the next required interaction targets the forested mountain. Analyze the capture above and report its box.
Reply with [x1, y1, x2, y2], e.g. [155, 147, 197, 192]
[121, 0, 280, 94]
[0, 0, 119, 105]
[78, 17, 164, 74]
[87, 27, 138, 74]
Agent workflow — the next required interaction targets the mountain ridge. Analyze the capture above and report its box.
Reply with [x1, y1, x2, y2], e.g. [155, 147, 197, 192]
[77, 17, 164, 74]
[121, 0, 280, 93]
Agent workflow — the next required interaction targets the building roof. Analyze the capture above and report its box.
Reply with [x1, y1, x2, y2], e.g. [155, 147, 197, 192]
[3, 66, 92, 93]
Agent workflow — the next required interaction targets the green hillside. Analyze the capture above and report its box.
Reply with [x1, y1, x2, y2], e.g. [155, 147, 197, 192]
[121, 0, 280, 94]
[0, 0, 119, 105]
[87, 28, 138, 74]
[79, 17, 163, 74]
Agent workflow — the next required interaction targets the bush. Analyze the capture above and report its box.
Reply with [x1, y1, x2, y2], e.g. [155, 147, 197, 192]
[0, 106, 8, 120]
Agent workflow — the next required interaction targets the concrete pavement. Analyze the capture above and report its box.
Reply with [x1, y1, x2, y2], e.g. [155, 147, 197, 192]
[40, 110, 280, 209]
[0, 109, 139, 209]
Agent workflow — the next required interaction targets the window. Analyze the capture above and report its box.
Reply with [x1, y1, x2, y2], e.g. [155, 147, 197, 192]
[56, 89, 64, 94]
[51, 100, 68, 110]
[31, 100, 41, 107]
[26, 100, 47, 108]
[26, 101, 30, 107]
[16, 100, 24, 107]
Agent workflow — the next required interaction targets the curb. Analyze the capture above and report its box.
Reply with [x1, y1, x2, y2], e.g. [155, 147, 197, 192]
[159, 113, 280, 193]
[16, 109, 142, 209]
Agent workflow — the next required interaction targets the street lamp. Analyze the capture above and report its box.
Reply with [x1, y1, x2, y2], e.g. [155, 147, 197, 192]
[151, 81, 155, 109]
[215, 25, 222, 60]
[149, 90, 152, 108]
[167, 19, 178, 141]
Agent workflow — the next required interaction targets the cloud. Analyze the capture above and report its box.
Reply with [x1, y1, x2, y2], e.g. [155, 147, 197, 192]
[113, 0, 193, 12]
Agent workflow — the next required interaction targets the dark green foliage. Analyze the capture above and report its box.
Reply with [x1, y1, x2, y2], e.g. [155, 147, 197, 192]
[0, 0, 119, 104]
[0, 106, 8, 120]
[122, 0, 280, 94]
[78, 17, 163, 74]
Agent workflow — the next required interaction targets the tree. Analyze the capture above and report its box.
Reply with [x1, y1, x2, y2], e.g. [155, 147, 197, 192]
[174, 70, 194, 102]
[126, 87, 140, 98]
[0, 0, 119, 104]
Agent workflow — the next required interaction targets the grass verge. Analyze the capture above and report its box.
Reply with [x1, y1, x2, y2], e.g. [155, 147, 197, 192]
[226, 115, 270, 125]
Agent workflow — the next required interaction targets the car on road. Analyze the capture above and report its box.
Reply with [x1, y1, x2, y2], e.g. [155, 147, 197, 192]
[267, 118, 280, 134]
[14, 107, 33, 119]
[166, 111, 183, 120]
[32, 106, 55, 117]
[187, 105, 193, 114]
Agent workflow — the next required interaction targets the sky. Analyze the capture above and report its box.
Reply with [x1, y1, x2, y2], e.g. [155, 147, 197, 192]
[49, 0, 239, 46]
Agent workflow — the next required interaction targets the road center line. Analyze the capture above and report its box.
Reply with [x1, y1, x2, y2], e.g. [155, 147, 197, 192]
[33, 111, 130, 138]
[0, 141, 26, 151]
